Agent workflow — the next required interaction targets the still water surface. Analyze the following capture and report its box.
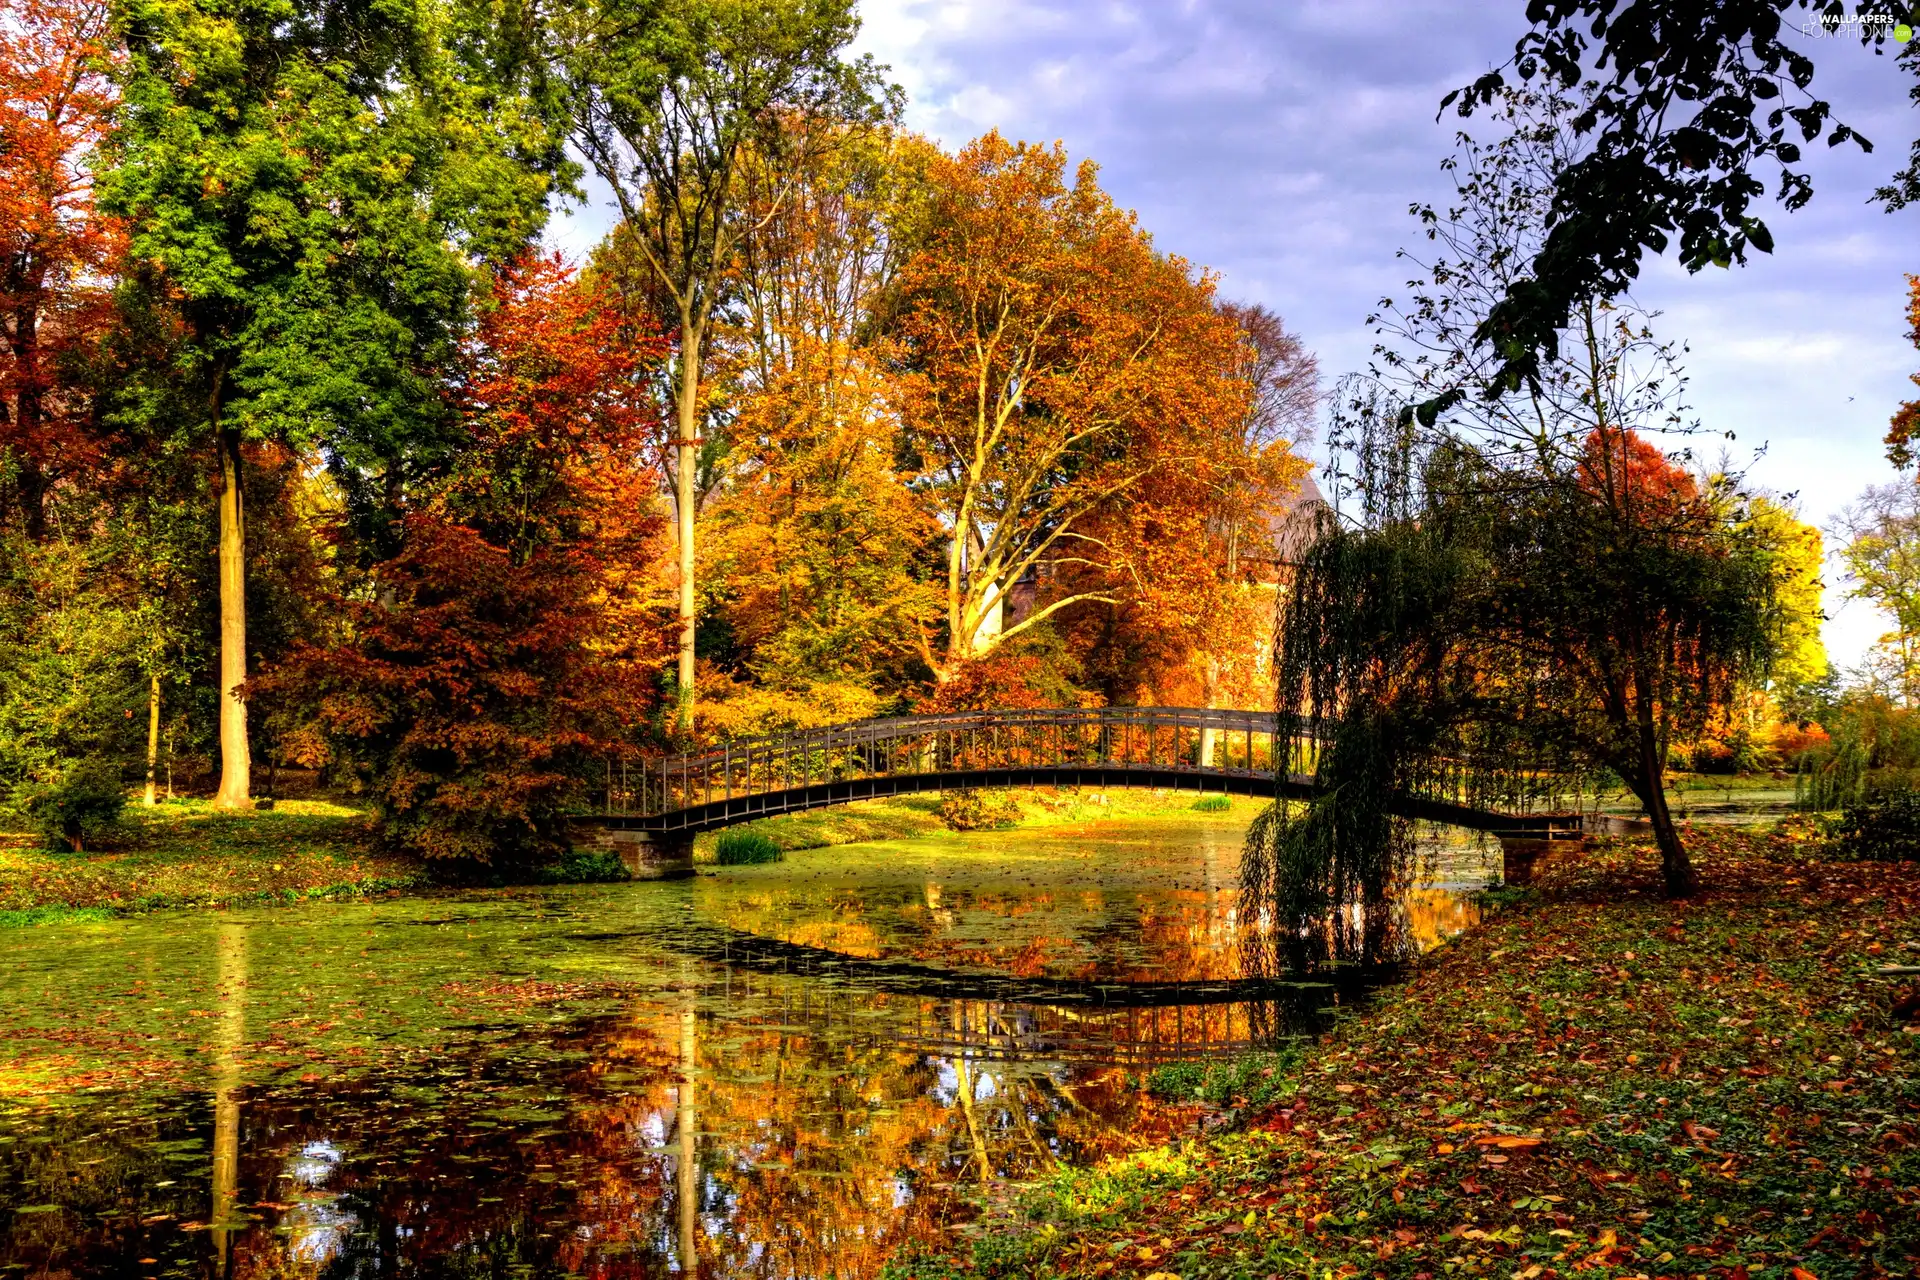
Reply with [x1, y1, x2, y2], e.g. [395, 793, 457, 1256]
[0, 815, 1494, 1278]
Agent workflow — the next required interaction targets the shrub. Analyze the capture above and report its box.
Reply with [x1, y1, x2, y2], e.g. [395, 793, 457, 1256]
[714, 830, 783, 865]
[1825, 786, 1920, 862]
[1142, 1047, 1302, 1111]
[15, 758, 127, 852]
[938, 788, 1021, 831]
[1190, 794, 1232, 813]
[533, 847, 631, 883]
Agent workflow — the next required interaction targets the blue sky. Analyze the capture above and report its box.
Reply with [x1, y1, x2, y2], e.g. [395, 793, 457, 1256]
[549, 1, 1920, 671]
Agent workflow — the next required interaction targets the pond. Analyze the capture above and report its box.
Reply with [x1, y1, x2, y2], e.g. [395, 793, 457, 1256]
[0, 812, 1496, 1278]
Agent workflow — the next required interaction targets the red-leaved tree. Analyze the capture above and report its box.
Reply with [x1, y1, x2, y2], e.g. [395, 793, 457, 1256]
[258, 258, 670, 864]
[0, 0, 120, 536]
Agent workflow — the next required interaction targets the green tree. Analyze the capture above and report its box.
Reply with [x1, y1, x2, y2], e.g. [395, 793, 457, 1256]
[100, 0, 562, 808]
[1837, 480, 1920, 706]
[554, 0, 888, 732]
[1444, 0, 1917, 395]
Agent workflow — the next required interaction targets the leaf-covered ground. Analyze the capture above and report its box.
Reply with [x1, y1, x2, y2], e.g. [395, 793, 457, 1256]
[0, 800, 425, 921]
[891, 826, 1920, 1279]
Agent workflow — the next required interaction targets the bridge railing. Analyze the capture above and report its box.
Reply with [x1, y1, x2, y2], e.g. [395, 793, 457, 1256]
[595, 706, 1307, 818]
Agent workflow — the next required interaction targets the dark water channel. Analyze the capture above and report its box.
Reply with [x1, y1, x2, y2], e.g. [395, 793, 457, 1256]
[0, 815, 1496, 1278]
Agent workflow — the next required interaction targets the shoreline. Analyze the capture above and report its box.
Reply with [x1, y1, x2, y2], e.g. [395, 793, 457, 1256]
[886, 825, 1920, 1279]
[0, 787, 1267, 924]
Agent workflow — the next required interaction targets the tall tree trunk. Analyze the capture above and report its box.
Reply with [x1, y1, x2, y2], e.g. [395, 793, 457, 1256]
[145, 671, 161, 806]
[211, 420, 251, 809]
[9, 301, 49, 541]
[674, 325, 700, 733]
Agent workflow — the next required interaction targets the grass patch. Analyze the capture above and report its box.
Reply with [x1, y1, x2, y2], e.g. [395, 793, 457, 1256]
[694, 786, 1259, 863]
[0, 797, 424, 916]
[1190, 794, 1233, 813]
[694, 796, 950, 860]
[0, 905, 115, 928]
[714, 831, 783, 865]
[1142, 1046, 1304, 1111]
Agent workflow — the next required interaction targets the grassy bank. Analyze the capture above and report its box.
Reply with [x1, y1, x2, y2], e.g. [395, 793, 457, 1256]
[0, 785, 1259, 918]
[890, 825, 1920, 1279]
[0, 799, 429, 921]
[692, 786, 1265, 862]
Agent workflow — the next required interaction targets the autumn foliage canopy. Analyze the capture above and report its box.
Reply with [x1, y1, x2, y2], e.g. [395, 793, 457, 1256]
[257, 260, 669, 863]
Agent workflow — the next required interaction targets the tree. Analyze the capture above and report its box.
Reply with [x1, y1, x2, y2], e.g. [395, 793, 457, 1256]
[1245, 94, 1785, 947]
[1888, 275, 1920, 467]
[1836, 480, 1920, 707]
[102, 0, 561, 809]
[1746, 495, 1828, 695]
[555, 0, 887, 732]
[1444, 0, 1916, 394]
[0, 0, 119, 540]
[1054, 304, 1314, 720]
[696, 121, 943, 725]
[257, 260, 668, 864]
[891, 133, 1251, 684]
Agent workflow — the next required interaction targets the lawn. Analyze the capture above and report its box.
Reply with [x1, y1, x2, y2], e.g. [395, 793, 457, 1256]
[888, 824, 1920, 1279]
[694, 786, 1265, 859]
[0, 798, 425, 922]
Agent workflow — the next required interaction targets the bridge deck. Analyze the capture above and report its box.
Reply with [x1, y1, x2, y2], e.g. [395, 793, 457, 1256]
[585, 707, 1581, 840]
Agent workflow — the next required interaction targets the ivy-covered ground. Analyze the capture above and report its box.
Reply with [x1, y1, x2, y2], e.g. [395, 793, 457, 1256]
[890, 825, 1920, 1280]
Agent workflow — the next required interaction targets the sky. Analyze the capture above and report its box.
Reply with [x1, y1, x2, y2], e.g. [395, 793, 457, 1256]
[548, 0, 1920, 672]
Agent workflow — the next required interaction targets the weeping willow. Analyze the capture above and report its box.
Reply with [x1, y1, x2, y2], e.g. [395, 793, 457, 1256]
[1243, 392, 1779, 965]
[1242, 424, 1615, 972]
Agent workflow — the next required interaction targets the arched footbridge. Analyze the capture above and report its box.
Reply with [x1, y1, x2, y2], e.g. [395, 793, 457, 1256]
[574, 707, 1581, 878]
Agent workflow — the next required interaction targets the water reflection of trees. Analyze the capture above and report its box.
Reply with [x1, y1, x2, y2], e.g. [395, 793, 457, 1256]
[0, 839, 1488, 1278]
[4, 978, 1211, 1278]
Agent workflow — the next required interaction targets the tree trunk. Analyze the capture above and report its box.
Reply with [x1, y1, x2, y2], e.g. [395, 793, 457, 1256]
[1199, 654, 1222, 767]
[145, 671, 161, 806]
[211, 423, 251, 809]
[1625, 715, 1693, 897]
[10, 301, 48, 542]
[674, 327, 700, 733]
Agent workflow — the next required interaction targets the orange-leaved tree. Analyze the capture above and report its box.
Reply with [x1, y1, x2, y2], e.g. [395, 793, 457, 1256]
[256, 258, 670, 864]
[1064, 302, 1316, 720]
[1506, 423, 1777, 895]
[891, 133, 1250, 687]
